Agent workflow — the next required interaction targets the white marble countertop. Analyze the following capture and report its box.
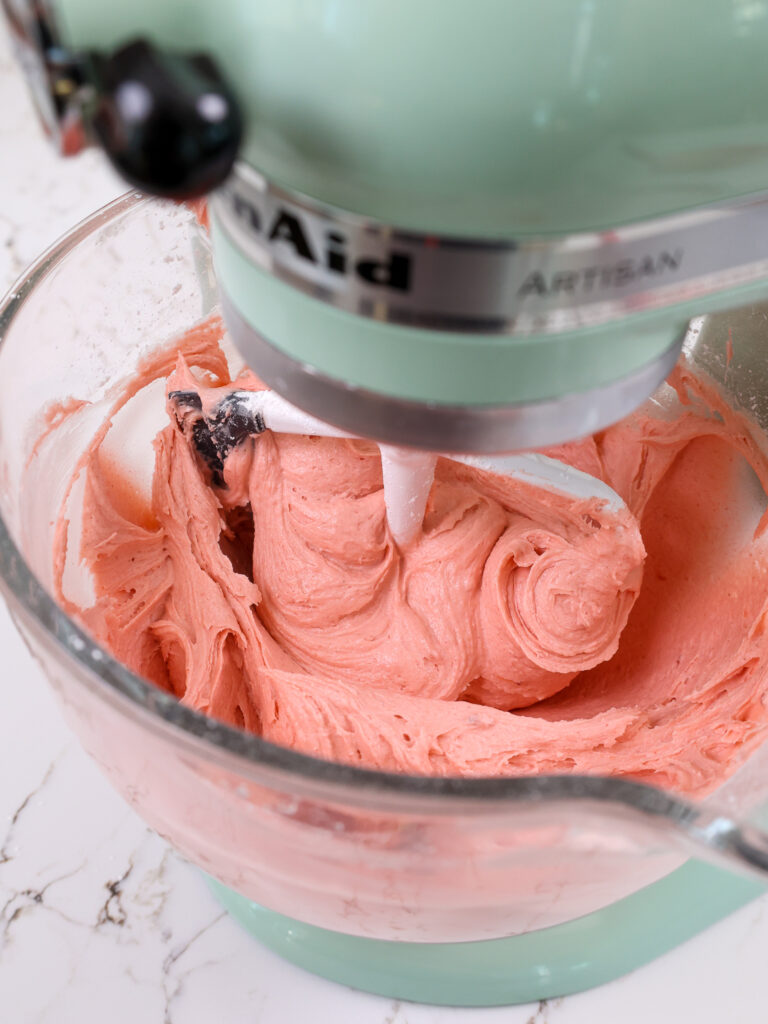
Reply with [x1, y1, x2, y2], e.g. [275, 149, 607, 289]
[2, 18, 768, 1024]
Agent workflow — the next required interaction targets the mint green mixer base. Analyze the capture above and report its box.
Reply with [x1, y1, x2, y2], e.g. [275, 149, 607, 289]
[207, 864, 764, 1007]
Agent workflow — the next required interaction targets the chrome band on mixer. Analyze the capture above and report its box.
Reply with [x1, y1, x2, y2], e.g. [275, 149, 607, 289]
[219, 292, 683, 452]
[213, 165, 768, 335]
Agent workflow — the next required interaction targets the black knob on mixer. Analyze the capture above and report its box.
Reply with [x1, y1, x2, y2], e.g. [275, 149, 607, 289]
[89, 40, 243, 199]
[2, 4, 243, 197]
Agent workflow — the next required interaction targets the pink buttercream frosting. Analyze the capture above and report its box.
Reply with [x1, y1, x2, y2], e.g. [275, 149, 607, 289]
[52, 317, 768, 795]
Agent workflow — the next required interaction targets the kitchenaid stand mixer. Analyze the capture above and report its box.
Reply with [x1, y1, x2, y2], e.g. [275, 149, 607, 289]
[7, 0, 768, 1005]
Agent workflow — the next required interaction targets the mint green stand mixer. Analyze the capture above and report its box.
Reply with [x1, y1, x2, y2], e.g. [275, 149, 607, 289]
[8, 0, 768, 1005]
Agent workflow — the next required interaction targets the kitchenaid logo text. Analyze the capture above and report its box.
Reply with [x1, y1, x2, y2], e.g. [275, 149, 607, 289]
[230, 192, 412, 292]
[517, 249, 684, 298]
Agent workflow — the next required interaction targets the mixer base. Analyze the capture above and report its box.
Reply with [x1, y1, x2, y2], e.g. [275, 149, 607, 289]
[206, 861, 763, 1007]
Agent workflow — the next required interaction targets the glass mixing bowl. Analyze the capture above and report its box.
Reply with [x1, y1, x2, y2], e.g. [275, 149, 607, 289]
[3, 194, 768, 1004]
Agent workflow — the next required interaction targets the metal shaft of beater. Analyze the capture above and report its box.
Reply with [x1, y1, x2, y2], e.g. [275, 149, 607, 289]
[378, 446, 437, 547]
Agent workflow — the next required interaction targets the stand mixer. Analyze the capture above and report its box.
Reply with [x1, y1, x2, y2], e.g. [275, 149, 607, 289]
[7, 0, 768, 1006]
[13, 0, 768, 453]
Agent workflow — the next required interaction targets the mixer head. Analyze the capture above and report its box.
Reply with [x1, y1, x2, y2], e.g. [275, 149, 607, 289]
[8, 0, 768, 454]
